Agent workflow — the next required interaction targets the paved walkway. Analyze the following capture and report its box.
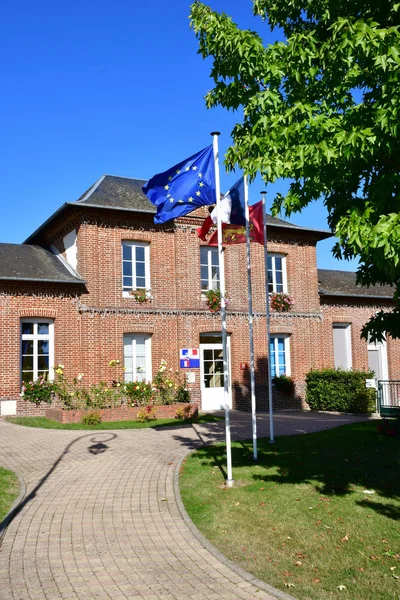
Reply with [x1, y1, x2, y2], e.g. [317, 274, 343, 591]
[0, 411, 369, 600]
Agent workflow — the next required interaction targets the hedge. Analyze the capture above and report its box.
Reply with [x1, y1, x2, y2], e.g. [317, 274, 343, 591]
[305, 369, 376, 414]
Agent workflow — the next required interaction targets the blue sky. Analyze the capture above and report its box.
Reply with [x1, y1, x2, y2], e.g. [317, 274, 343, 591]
[1, 0, 357, 270]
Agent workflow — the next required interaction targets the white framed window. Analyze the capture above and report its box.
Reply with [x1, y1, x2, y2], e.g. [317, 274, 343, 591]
[333, 323, 352, 370]
[21, 319, 54, 383]
[200, 246, 220, 291]
[122, 241, 150, 296]
[267, 254, 287, 293]
[123, 334, 152, 382]
[269, 335, 291, 378]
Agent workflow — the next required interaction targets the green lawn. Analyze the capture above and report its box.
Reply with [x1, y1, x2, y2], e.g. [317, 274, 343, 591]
[180, 421, 400, 600]
[0, 467, 19, 522]
[5, 414, 222, 430]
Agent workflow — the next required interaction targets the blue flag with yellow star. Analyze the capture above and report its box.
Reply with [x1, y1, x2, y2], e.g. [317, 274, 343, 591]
[142, 145, 216, 224]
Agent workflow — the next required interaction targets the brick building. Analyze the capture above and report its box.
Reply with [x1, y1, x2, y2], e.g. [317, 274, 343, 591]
[0, 175, 398, 416]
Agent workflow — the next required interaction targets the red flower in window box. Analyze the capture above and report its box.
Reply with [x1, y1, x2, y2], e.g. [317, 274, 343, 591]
[204, 288, 230, 312]
[270, 293, 294, 312]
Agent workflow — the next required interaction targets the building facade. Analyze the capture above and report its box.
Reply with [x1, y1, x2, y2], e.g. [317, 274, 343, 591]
[0, 175, 398, 416]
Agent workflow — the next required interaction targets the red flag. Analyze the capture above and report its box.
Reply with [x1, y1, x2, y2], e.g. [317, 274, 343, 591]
[196, 215, 213, 241]
[208, 200, 264, 246]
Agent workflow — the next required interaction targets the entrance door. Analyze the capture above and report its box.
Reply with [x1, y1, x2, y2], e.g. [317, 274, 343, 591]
[200, 338, 231, 411]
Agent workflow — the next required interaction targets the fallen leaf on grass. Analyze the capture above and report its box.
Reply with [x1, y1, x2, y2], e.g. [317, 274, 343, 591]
[390, 567, 396, 571]
[392, 575, 400, 580]
[337, 584, 347, 591]
[312, 579, 320, 584]
[359, 568, 364, 572]
[341, 534, 349, 543]
[234, 502, 240, 506]
[362, 490, 375, 494]
[284, 583, 295, 588]
[294, 561, 302, 567]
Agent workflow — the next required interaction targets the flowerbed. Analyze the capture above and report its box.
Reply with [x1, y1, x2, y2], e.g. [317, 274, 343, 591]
[45, 403, 198, 424]
[21, 359, 191, 415]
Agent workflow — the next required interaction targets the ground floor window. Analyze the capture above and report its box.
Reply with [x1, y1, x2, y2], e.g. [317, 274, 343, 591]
[123, 333, 152, 382]
[269, 335, 291, 377]
[21, 319, 54, 383]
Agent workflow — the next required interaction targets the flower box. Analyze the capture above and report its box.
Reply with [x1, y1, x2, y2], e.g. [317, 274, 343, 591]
[270, 292, 294, 312]
[45, 403, 197, 424]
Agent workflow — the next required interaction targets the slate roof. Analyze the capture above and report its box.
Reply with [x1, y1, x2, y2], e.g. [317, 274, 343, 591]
[318, 269, 395, 299]
[76, 175, 155, 213]
[73, 175, 331, 236]
[0, 244, 85, 284]
[25, 175, 332, 244]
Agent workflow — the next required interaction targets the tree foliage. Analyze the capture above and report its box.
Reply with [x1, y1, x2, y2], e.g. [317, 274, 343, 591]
[190, 0, 400, 340]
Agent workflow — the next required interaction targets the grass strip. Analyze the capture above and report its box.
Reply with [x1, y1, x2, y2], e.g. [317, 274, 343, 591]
[0, 467, 19, 523]
[6, 414, 222, 430]
[180, 421, 400, 600]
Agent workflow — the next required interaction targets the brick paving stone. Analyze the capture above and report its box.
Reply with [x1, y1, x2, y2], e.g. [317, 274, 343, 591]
[0, 411, 368, 600]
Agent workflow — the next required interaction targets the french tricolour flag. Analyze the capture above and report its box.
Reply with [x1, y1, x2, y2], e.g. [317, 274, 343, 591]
[197, 178, 245, 241]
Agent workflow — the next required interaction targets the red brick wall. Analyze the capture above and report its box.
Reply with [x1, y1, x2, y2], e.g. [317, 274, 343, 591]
[320, 299, 400, 379]
[45, 403, 198, 423]
[0, 282, 83, 416]
[2, 206, 400, 417]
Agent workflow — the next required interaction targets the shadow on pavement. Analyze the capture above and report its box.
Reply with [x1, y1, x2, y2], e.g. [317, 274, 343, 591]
[0, 432, 117, 540]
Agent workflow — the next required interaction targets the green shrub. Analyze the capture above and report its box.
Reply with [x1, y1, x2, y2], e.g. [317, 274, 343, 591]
[305, 369, 376, 413]
[175, 405, 192, 420]
[175, 385, 190, 403]
[152, 360, 191, 405]
[81, 411, 102, 426]
[124, 380, 155, 406]
[21, 376, 55, 405]
[136, 405, 157, 422]
[273, 374, 295, 395]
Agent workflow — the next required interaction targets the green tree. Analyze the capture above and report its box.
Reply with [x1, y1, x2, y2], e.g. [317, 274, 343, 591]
[190, 0, 400, 340]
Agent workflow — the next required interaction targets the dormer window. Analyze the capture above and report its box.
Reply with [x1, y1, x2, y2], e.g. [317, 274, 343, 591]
[122, 241, 150, 296]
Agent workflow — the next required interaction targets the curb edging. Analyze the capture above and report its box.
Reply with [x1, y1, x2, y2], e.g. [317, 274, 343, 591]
[174, 452, 297, 600]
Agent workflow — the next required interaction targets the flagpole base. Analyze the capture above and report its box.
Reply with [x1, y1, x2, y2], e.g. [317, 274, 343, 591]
[269, 439, 275, 445]
[226, 478, 235, 488]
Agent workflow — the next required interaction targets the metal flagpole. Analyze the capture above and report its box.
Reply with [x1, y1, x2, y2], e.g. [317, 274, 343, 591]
[261, 191, 275, 444]
[211, 131, 234, 486]
[244, 176, 257, 460]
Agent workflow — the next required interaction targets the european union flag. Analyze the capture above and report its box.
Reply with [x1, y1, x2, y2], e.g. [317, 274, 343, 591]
[142, 145, 216, 224]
